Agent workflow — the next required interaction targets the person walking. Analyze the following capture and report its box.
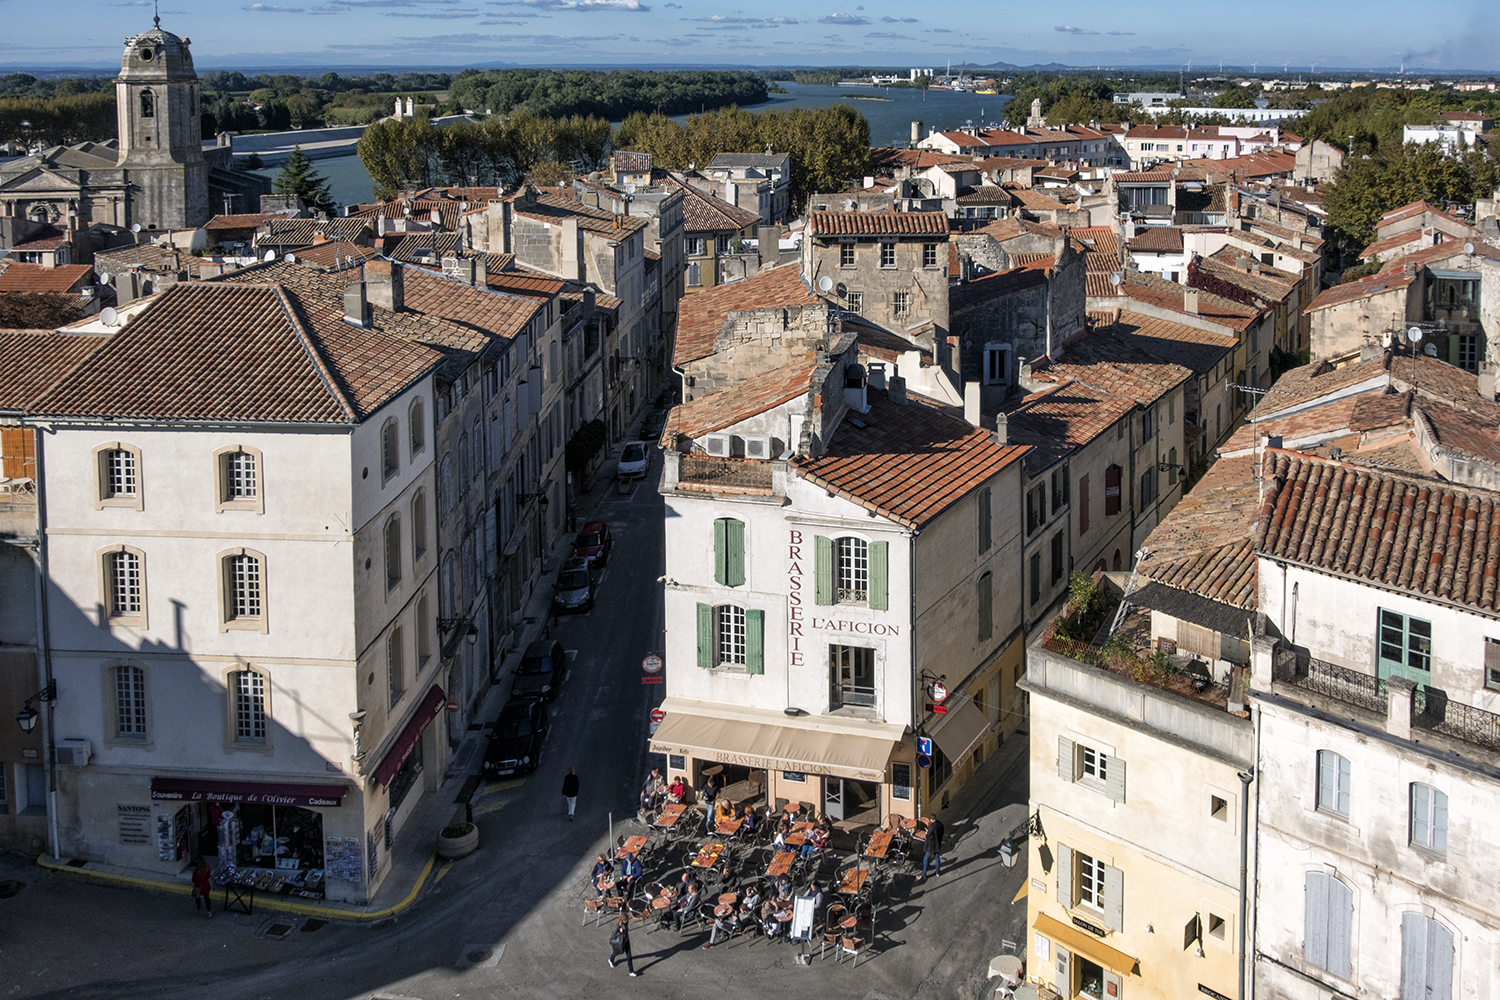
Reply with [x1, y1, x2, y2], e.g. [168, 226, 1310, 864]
[920, 816, 945, 879]
[608, 914, 638, 976]
[190, 857, 213, 917]
[562, 766, 579, 821]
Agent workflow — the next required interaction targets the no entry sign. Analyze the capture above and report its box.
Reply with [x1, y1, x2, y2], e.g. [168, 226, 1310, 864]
[649, 707, 665, 724]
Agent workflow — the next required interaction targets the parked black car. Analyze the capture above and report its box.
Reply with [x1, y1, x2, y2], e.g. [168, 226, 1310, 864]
[511, 639, 567, 702]
[483, 699, 548, 778]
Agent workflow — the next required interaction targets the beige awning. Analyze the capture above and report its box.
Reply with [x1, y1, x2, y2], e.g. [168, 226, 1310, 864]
[1034, 913, 1139, 976]
[930, 701, 990, 762]
[650, 707, 899, 783]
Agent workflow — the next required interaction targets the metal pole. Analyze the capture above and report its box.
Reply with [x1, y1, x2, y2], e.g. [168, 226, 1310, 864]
[609, 811, 614, 853]
[1237, 766, 1255, 1000]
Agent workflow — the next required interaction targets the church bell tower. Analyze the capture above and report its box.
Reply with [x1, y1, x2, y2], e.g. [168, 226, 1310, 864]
[115, 15, 208, 229]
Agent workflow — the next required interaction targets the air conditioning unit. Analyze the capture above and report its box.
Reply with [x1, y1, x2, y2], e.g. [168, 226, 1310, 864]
[57, 738, 92, 767]
[702, 434, 732, 457]
[744, 436, 773, 460]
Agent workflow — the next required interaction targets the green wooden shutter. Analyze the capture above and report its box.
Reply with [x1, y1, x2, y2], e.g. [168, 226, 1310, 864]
[1448, 334, 1461, 366]
[977, 572, 993, 642]
[696, 602, 713, 668]
[725, 518, 745, 587]
[745, 608, 764, 674]
[713, 518, 727, 584]
[869, 541, 889, 611]
[814, 535, 834, 606]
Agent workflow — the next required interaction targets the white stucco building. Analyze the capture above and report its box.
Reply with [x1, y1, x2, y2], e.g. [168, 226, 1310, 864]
[1251, 450, 1500, 1000]
[650, 265, 1031, 822]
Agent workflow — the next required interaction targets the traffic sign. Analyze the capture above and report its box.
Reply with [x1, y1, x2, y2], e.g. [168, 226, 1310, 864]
[446, 700, 460, 714]
[917, 753, 932, 769]
[916, 736, 932, 756]
[641, 653, 663, 673]
[649, 707, 665, 724]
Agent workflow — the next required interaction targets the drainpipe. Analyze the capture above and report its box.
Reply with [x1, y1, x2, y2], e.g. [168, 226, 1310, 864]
[27, 421, 60, 860]
[909, 528, 920, 819]
[1237, 763, 1255, 1000]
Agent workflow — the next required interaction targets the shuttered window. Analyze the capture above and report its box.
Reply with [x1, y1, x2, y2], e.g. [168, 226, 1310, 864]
[714, 517, 745, 587]
[977, 572, 992, 642]
[1030, 552, 1041, 605]
[1079, 474, 1090, 534]
[1304, 872, 1353, 979]
[1104, 464, 1121, 516]
[1400, 912, 1454, 1000]
[816, 535, 885, 608]
[697, 603, 763, 674]
[978, 487, 992, 553]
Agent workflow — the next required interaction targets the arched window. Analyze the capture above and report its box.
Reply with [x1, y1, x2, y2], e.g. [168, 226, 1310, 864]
[388, 625, 405, 706]
[220, 549, 267, 631]
[439, 453, 454, 514]
[384, 515, 402, 590]
[228, 667, 268, 743]
[140, 90, 154, 118]
[411, 490, 427, 561]
[442, 551, 458, 616]
[977, 572, 993, 642]
[113, 664, 148, 738]
[94, 441, 143, 509]
[408, 397, 425, 457]
[214, 444, 263, 513]
[103, 547, 145, 622]
[1168, 447, 1179, 486]
[458, 433, 469, 486]
[381, 418, 400, 480]
[416, 593, 432, 666]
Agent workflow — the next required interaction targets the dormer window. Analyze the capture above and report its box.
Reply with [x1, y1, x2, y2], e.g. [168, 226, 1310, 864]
[140, 90, 154, 118]
[138, 47, 154, 61]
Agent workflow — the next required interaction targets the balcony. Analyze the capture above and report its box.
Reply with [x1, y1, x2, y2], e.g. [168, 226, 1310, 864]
[676, 455, 775, 493]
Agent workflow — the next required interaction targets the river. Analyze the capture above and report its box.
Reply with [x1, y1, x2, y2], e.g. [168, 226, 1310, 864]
[253, 83, 1012, 207]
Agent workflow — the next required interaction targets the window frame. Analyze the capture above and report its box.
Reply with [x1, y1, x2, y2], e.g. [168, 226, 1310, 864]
[715, 604, 748, 667]
[983, 343, 1012, 386]
[835, 536, 870, 604]
[922, 243, 939, 268]
[829, 643, 877, 709]
[1316, 750, 1351, 818]
[384, 514, 402, 591]
[411, 489, 428, 563]
[218, 547, 269, 633]
[381, 417, 401, 483]
[845, 290, 863, 315]
[1409, 782, 1448, 854]
[878, 241, 896, 268]
[103, 661, 152, 747]
[840, 242, 856, 268]
[388, 624, 406, 707]
[892, 290, 911, 319]
[1076, 851, 1107, 910]
[224, 665, 272, 751]
[98, 544, 148, 628]
[93, 441, 144, 510]
[408, 397, 426, 457]
[212, 444, 264, 514]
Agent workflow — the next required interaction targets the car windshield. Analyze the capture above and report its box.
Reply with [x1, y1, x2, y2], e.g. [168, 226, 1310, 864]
[578, 533, 601, 547]
[519, 659, 552, 675]
[560, 568, 590, 589]
[622, 444, 644, 461]
[497, 720, 532, 739]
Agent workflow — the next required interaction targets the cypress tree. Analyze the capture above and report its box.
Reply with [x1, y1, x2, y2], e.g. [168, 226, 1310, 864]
[273, 146, 336, 214]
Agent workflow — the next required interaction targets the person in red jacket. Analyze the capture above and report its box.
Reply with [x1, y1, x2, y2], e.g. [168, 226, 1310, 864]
[191, 857, 213, 918]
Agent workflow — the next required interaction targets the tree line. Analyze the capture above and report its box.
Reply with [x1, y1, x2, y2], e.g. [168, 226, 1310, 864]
[356, 103, 872, 209]
[444, 69, 768, 122]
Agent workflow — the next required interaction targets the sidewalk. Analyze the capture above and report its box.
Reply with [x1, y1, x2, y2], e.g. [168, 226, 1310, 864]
[34, 426, 646, 922]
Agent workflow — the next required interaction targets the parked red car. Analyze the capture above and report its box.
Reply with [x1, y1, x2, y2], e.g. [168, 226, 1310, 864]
[572, 520, 612, 566]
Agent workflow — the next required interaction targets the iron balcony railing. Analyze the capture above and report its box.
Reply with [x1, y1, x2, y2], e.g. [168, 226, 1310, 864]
[678, 456, 774, 491]
[1275, 653, 1389, 716]
[1414, 690, 1500, 753]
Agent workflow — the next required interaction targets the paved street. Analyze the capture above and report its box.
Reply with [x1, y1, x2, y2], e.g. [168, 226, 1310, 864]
[0, 461, 1031, 1000]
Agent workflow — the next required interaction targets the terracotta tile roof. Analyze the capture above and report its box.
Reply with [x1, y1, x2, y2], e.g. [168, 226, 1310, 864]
[1304, 270, 1416, 313]
[708, 153, 790, 172]
[1379, 239, 1500, 275]
[1137, 454, 1260, 611]
[1243, 219, 1324, 251]
[1128, 227, 1183, 253]
[348, 200, 463, 230]
[792, 391, 1029, 529]
[0, 264, 92, 294]
[674, 265, 819, 367]
[259, 217, 372, 247]
[954, 186, 1014, 204]
[1092, 310, 1239, 376]
[92, 244, 221, 277]
[1070, 227, 1119, 271]
[1198, 247, 1299, 301]
[513, 192, 649, 237]
[675, 183, 760, 234]
[806, 211, 948, 237]
[1203, 151, 1297, 179]
[1003, 186, 1068, 212]
[869, 148, 971, 172]
[970, 217, 1061, 244]
[950, 258, 1051, 312]
[1358, 229, 1426, 260]
[30, 282, 443, 423]
[1029, 328, 1195, 405]
[386, 232, 463, 262]
[1011, 252, 1055, 267]
[10, 233, 71, 252]
[1114, 170, 1176, 183]
[483, 269, 566, 300]
[974, 155, 1042, 173]
[1003, 380, 1136, 473]
[1257, 356, 1390, 415]
[847, 320, 931, 366]
[664, 356, 819, 441]
[1257, 450, 1500, 615]
[1119, 272, 1260, 331]
[293, 240, 380, 268]
[0, 329, 106, 412]
[1222, 396, 1365, 455]
[612, 151, 653, 173]
[1348, 389, 1414, 431]
[1377, 200, 1476, 233]
[408, 186, 504, 203]
[1086, 272, 1120, 297]
[204, 213, 281, 231]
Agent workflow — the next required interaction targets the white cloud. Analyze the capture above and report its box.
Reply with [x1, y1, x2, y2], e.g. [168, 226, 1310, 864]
[243, 4, 306, 12]
[879, 14, 916, 22]
[522, 0, 648, 9]
[1054, 24, 1098, 35]
[818, 12, 867, 24]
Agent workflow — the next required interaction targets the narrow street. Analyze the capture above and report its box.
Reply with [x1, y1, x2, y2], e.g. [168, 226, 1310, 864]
[0, 467, 1031, 1000]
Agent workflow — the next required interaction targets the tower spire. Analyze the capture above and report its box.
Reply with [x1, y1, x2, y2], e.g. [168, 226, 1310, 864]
[154, 0, 160, 27]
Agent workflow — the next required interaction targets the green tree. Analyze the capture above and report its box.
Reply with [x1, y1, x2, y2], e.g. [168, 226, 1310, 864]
[1210, 87, 1257, 109]
[273, 146, 336, 214]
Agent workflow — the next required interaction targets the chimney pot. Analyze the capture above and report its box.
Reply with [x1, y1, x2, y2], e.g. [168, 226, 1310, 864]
[888, 376, 907, 405]
[994, 412, 1008, 446]
[343, 281, 371, 327]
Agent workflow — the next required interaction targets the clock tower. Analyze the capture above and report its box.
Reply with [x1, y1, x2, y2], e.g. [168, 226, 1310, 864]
[115, 16, 208, 229]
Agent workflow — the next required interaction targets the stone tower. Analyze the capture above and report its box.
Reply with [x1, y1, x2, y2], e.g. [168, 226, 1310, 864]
[115, 17, 208, 229]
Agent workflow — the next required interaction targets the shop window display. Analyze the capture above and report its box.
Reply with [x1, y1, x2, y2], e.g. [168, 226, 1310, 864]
[211, 802, 327, 898]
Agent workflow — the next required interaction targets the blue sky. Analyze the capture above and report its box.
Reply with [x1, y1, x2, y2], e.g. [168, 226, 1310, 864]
[2, 0, 1496, 71]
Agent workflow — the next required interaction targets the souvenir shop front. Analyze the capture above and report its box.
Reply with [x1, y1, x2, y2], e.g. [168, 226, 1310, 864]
[149, 777, 350, 900]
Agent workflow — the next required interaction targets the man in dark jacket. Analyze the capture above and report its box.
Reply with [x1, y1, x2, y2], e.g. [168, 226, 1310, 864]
[920, 816, 945, 879]
[562, 766, 579, 821]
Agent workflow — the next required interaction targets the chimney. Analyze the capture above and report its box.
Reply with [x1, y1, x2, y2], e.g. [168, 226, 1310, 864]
[344, 281, 371, 327]
[757, 224, 779, 265]
[364, 259, 404, 312]
[472, 254, 487, 286]
[1479, 367, 1497, 401]
[867, 361, 887, 390]
[964, 381, 982, 427]
[911, 120, 923, 144]
[864, 176, 875, 189]
[994, 412, 1008, 446]
[1235, 254, 1252, 272]
[1183, 288, 1199, 315]
[888, 375, 907, 405]
[1292, 232, 1303, 250]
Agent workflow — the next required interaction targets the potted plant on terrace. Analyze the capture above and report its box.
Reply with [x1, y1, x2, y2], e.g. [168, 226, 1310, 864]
[437, 821, 478, 859]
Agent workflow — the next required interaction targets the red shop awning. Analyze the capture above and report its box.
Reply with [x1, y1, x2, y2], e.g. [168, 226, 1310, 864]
[150, 777, 349, 809]
[373, 685, 446, 789]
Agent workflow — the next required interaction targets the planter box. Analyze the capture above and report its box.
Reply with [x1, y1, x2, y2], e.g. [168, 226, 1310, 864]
[437, 824, 478, 860]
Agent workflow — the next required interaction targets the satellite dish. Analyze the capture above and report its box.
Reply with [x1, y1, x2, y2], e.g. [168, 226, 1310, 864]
[98, 271, 112, 285]
[263, 250, 276, 262]
[625, 183, 637, 195]
[1465, 241, 1475, 255]
[1110, 270, 1123, 287]
[99, 307, 119, 328]
[283, 253, 296, 263]
[1424, 343, 1438, 357]
[836, 282, 848, 298]
[131, 223, 142, 233]
[817, 275, 834, 293]
[1407, 326, 1423, 344]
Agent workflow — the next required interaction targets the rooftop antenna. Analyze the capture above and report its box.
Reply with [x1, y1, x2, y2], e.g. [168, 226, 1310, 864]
[153, 0, 160, 27]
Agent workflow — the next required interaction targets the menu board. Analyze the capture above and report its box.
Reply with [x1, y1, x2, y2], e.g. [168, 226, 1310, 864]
[118, 804, 151, 845]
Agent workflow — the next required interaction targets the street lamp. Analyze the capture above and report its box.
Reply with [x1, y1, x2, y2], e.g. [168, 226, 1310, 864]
[517, 489, 549, 510]
[17, 680, 56, 732]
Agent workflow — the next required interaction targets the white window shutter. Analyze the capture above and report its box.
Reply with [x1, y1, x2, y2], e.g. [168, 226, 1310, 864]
[1304, 872, 1330, 971]
[1401, 912, 1427, 999]
[1105, 755, 1126, 804]
[1057, 737, 1076, 782]
[1056, 843, 1073, 906]
[1102, 864, 1124, 932]
[1428, 919, 1454, 1000]
[1326, 876, 1352, 980]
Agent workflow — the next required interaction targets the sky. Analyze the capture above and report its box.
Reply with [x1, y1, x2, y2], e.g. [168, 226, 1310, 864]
[1, 0, 1497, 72]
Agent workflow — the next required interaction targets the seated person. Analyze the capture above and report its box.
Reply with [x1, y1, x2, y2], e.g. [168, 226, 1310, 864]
[714, 797, 736, 826]
[666, 778, 685, 804]
[740, 805, 757, 833]
[741, 883, 762, 911]
[776, 812, 793, 837]
[619, 853, 643, 896]
[800, 825, 829, 858]
[772, 827, 788, 851]
[773, 873, 793, 902]
[670, 880, 702, 931]
[591, 854, 613, 897]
